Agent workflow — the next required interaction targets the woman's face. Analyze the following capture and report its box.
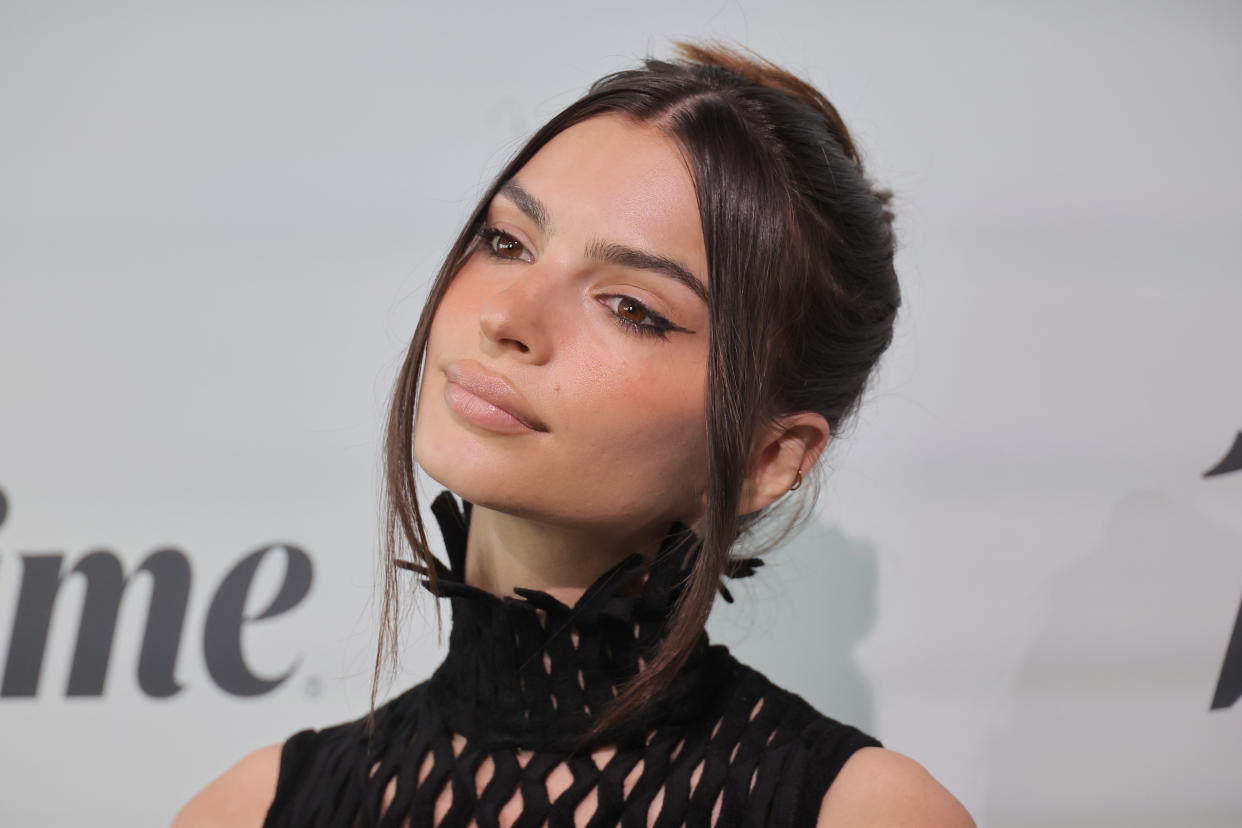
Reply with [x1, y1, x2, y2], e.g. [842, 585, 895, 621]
[414, 113, 711, 534]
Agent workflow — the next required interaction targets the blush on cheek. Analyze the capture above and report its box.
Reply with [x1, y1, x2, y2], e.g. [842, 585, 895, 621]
[581, 403, 706, 480]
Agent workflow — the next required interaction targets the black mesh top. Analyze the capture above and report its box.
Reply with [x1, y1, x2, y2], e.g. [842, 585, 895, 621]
[262, 491, 880, 827]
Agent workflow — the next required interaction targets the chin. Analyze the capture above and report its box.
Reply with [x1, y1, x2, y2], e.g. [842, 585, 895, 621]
[414, 412, 703, 533]
[415, 436, 543, 519]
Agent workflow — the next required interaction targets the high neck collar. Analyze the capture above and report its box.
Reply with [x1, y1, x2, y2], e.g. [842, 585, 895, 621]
[413, 490, 712, 752]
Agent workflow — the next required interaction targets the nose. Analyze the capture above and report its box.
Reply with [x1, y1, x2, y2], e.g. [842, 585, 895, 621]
[477, 267, 557, 363]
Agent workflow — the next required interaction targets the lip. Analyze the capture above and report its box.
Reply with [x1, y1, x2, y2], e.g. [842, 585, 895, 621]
[443, 360, 549, 434]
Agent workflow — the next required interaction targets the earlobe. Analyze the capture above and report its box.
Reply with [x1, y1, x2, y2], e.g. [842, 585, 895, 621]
[737, 412, 830, 515]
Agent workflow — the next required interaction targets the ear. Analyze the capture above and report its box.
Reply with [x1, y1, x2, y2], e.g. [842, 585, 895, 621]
[737, 412, 831, 516]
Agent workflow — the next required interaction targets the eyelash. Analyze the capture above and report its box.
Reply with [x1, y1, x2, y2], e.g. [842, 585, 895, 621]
[475, 225, 677, 341]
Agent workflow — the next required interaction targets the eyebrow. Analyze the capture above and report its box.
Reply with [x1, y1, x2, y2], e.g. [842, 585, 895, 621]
[584, 239, 708, 303]
[495, 180, 708, 303]
[498, 181, 551, 237]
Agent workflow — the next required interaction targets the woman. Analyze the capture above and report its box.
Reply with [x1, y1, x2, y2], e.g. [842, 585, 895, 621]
[175, 42, 974, 827]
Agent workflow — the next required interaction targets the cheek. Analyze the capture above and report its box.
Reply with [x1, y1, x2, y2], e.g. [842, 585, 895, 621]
[561, 349, 709, 477]
[425, 273, 479, 356]
[413, 279, 475, 454]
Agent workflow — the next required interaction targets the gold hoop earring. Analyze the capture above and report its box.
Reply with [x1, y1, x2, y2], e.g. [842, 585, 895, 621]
[789, 469, 803, 491]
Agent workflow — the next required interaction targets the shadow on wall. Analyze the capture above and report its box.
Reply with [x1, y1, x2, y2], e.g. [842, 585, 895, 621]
[709, 518, 878, 735]
[983, 487, 1242, 828]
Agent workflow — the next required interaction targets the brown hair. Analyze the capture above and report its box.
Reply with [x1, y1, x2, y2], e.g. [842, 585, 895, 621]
[369, 40, 899, 742]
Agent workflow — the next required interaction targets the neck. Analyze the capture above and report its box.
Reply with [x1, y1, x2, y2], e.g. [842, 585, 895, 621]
[419, 490, 714, 751]
[463, 504, 671, 607]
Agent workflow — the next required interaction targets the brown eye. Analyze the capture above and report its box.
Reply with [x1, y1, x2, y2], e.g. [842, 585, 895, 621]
[616, 297, 648, 324]
[492, 234, 525, 259]
[600, 295, 678, 340]
[477, 227, 534, 263]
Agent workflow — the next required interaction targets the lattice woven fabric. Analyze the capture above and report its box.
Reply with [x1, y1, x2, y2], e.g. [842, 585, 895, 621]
[262, 491, 880, 827]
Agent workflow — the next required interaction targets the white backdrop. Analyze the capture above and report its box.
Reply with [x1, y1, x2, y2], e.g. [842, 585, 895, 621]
[2, 2, 1240, 825]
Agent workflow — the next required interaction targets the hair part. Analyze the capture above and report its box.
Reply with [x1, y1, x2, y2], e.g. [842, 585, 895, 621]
[368, 39, 900, 747]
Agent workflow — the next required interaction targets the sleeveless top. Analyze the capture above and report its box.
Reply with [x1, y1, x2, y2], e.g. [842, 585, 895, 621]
[262, 491, 880, 827]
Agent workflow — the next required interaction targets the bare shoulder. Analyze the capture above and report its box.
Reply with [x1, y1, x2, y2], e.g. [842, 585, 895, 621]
[171, 743, 284, 828]
[817, 747, 975, 828]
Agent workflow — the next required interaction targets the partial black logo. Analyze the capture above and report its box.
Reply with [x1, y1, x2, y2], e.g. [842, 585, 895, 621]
[1206, 431, 1242, 711]
[1213, 601, 1242, 711]
[1204, 431, 1242, 479]
[0, 486, 313, 699]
